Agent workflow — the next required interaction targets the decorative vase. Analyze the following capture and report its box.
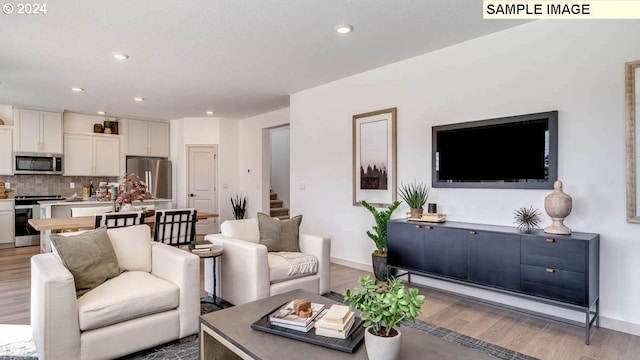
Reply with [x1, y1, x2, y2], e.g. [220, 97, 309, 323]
[364, 326, 402, 360]
[121, 203, 134, 211]
[409, 208, 423, 218]
[544, 180, 572, 234]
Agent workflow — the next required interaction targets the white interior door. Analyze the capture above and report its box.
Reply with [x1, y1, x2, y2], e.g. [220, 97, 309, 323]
[187, 145, 218, 234]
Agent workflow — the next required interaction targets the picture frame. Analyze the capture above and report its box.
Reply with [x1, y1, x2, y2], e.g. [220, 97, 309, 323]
[352, 107, 397, 207]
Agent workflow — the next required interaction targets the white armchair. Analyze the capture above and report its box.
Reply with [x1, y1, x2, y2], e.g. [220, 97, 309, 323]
[30, 224, 200, 360]
[204, 218, 330, 305]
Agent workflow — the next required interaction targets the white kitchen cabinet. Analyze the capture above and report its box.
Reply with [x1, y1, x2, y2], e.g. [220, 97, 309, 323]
[0, 127, 13, 175]
[126, 119, 170, 157]
[64, 134, 120, 176]
[13, 109, 63, 154]
[0, 200, 14, 245]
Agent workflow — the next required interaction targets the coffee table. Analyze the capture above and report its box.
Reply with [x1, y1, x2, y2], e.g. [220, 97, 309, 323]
[199, 289, 498, 360]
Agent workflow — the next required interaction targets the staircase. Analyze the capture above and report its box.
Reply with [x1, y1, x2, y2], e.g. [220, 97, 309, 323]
[269, 192, 289, 220]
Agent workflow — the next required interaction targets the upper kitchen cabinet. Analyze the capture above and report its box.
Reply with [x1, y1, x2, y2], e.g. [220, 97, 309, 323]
[13, 109, 63, 154]
[64, 134, 120, 176]
[126, 119, 169, 157]
[0, 127, 13, 175]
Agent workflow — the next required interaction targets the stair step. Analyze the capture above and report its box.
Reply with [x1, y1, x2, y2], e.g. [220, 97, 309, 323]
[270, 200, 283, 208]
[270, 193, 277, 200]
[270, 207, 289, 217]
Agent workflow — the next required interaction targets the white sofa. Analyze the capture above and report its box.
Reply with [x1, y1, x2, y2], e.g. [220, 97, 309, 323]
[204, 219, 331, 305]
[30, 225, 200, 360]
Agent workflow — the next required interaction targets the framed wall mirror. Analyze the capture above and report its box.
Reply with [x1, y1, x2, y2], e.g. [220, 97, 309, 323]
[626, 60, 640, 223]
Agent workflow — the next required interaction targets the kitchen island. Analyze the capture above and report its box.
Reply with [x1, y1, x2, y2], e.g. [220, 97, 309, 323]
[38, 198, 174, 252]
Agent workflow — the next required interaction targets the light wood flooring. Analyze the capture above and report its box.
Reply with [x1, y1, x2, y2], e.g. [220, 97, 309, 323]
[1, 246, 639, 359]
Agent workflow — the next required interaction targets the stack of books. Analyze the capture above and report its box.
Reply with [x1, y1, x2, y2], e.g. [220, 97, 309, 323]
[269, 299, 326, 332]
[421, 212, 446, 223]
[191, 240, 213, 253]
[314, 304, 356, 339]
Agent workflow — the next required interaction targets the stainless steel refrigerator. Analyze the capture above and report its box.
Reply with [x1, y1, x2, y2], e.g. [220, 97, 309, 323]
[126, 157, 172, 199]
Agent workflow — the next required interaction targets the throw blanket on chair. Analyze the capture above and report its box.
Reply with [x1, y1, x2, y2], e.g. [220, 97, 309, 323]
[273, 252, 318, 276]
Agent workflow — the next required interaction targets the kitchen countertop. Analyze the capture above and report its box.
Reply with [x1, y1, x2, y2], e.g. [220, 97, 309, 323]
[38, 198, 173, 206]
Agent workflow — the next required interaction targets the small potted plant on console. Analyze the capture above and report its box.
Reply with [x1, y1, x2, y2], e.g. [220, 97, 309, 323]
[398, 181, 429, 219]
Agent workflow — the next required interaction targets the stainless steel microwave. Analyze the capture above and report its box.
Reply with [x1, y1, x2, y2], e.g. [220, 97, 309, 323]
[14, 153, 63, 175]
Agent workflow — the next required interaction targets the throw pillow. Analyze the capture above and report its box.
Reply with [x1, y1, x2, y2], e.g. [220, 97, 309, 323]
[50, 227, 121, 297]
[257, 213, 302, 252]
[107, 224, 152, 272]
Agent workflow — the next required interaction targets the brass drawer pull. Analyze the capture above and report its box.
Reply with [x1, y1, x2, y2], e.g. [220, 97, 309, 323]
[415, 225, 421, 228]
[546, 268, 555, 273]
[546, 238, 555, 243]
[469, 231, 477, 235]
[425, 226, 433, 230]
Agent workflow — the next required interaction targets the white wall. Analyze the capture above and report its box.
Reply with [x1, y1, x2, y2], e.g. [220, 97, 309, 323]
[290, 20, 640, 334]
[238, 108, 289, 218]
[270, 126, 290, 208]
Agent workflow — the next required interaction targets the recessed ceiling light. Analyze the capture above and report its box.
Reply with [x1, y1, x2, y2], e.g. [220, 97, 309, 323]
[97, 111, 106, 115]
[134, 97, 144, 102]
[71, 87, 84, 92]
[113, 52, 129, 60]
[335, 24, 353, 34]
[206, 111, 214, 115]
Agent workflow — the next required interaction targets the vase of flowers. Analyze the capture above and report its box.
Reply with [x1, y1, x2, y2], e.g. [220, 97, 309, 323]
[116, 173, 151, 211]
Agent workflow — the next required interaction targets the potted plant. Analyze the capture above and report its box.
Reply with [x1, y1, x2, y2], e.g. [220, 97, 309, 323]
[116, 173, 152, 211]
[344, 274, 425, 360]
[397, 181, 429, 218]
[360, 200, 401, 281]
[231, 193, 247, 220]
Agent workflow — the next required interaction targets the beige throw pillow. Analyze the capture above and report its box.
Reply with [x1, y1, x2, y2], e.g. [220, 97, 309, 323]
[257, 213, 302, 252]
[50, 227, 121, 297]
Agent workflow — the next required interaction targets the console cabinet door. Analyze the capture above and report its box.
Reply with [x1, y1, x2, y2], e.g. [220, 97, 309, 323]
[423, 227, 468, 280]
[388, 222, 424, 272]
[468, 231, 521, 291]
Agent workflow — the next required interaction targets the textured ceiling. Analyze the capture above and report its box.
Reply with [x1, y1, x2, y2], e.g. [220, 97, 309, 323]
[0, 0, 527, 120]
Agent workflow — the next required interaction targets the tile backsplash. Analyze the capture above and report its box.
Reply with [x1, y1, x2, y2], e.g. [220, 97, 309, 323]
[1, 175, 119, 197]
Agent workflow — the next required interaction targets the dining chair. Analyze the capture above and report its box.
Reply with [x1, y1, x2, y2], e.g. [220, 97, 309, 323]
[153, 208, 198, 247]
[94, 211, 145, 229]
[70, 206, 113, 217]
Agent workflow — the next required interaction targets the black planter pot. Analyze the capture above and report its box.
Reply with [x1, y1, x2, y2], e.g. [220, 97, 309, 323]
[372, 252, 394, 281]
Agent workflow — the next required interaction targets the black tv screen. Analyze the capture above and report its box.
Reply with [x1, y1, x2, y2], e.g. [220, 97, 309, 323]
[432, 111, 558, 189]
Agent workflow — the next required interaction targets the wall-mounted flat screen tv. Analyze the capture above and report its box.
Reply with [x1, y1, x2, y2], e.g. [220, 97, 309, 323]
[432, 111, 558, 189]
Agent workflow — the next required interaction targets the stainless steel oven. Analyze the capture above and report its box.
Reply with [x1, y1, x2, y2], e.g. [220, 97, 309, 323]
[14, 195, 63, 247]
[14, 153, 63, 175]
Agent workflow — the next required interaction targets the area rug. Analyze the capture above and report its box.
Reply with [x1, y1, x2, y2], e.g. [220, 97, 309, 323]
[0, 295, 537, 360]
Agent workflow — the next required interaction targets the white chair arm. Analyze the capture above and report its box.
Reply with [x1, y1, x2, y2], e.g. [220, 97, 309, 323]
[151, 242, 200, 338]
[299, 233, 331, 295]
[205, 234, 270, 305]
[30, 254, 81, 360]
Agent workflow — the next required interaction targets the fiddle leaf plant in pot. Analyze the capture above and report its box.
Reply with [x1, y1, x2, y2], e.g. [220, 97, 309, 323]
[398, 181, 429, 219]
[360, 200, 401, 281]
[231, 193, 247, 220]
[344, 274, 425, 360]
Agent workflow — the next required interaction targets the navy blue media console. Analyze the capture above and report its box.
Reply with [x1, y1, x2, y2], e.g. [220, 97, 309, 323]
[387, 219, 599, 344]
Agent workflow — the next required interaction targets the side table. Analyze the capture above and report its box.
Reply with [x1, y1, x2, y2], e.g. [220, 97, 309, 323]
[190, 244, 224, 306]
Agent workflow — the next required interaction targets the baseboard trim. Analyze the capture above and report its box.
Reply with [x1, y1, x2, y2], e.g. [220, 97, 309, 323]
[330, 257, 370, 272]
[599, 316, 640, 336]
[331, 258, 640, 337]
